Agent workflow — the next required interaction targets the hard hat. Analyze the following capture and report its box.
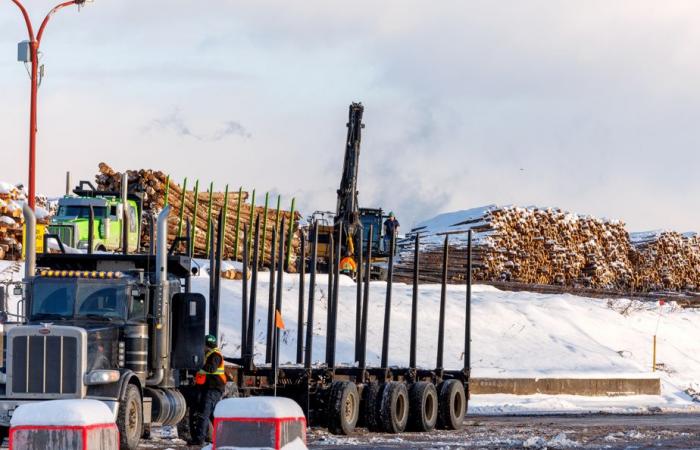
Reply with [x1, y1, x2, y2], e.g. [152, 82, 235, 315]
[205, 334, 217, 347]
[389, 211, 395, 217]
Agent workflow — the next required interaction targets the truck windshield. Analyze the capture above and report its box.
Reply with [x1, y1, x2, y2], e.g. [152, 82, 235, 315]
[57, 205, 106, 218]
[31, 278, 128, 321]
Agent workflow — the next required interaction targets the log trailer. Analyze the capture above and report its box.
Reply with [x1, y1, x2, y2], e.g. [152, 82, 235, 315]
[224, 212, 473, 437]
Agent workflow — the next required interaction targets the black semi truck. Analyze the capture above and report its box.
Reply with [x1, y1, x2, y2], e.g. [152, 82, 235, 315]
[0, 205, 205, 449]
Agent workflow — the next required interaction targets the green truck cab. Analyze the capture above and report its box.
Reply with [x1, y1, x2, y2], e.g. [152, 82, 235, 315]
[48, 181, 143, 253]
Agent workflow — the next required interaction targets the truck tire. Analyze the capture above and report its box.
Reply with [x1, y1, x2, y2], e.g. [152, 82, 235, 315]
[327, 381, 359, 435]
[407, 381, 438, 432]
[360, 382, 382, 431]
[118, 383, 143, 450]
[379, 381, 409, 433]
[437, 379, 466, 430]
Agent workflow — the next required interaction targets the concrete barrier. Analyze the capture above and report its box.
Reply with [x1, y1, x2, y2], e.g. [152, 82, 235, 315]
[471, 377, 661, 396]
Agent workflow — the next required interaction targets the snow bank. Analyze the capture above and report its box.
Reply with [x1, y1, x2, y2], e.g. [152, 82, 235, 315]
[10, 399, 115, 426]
[215, 397, 304, 419]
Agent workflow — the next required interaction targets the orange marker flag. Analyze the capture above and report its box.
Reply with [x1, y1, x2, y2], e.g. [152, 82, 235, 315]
[275, 309, 285, 329]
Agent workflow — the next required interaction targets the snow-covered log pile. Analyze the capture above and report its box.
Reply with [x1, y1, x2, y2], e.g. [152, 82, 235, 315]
[95, 163, 301, 265]
[0, 182, 24, 260]
[629, 231, 700, 291]
[0, 183, 51, 261]
[396, 205, 636, 289]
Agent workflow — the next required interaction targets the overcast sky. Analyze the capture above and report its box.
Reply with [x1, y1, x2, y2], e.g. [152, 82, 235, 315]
[2, 1, 700, 232]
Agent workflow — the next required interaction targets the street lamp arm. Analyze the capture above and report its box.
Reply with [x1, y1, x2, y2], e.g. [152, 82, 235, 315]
[37, 0, 80, 44]
[9, 0, 36, 41]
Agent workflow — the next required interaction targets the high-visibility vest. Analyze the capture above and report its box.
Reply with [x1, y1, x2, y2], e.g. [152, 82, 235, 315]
[339, 256, 357, 272]
[195, 348, 226, 385]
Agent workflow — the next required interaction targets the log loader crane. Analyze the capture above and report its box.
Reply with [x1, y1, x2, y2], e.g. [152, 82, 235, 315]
[314, 102, 392, 277]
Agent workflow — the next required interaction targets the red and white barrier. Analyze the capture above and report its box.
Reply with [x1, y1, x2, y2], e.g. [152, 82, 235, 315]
[212, 397, 307, 450]
[9, 399, 118, 450]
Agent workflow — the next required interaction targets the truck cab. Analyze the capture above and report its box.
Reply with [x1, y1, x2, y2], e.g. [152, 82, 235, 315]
[48, 181, 142, 253]
[0, 206, 205, 450]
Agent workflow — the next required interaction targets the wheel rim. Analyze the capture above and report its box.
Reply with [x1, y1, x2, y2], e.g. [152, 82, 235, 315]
[395, 392, 406, 423]
[343, 392, 356, 423]
[452, 390, 464, 419]
[128, 399, 139, 439]
[425, 391, 437, 423]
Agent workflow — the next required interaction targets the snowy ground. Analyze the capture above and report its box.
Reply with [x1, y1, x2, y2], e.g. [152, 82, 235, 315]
[3, 259, 700, 414]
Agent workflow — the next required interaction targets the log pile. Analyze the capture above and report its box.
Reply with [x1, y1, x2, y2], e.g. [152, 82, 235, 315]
[629, 231, 700, 292]
[95, 163, 301, 266]
[396, 206, 635, 289]
[0, 183, 51, 261]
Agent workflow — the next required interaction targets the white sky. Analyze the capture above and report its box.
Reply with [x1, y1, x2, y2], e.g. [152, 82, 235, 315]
[1, 1, 700, 232]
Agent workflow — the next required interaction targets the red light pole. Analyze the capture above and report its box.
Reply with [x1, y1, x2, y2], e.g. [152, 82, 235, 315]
[10, 0, 87, 210]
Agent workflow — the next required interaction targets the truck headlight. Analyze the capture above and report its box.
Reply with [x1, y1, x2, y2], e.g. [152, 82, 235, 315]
[84, 370, 120, 385]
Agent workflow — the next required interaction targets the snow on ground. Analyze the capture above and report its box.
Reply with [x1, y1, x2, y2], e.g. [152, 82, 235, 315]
[3, 258, 700, 414]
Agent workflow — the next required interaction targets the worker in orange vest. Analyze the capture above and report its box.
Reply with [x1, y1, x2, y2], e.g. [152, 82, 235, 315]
[189, 334, 226, 446]
[339, 252, 357, 276]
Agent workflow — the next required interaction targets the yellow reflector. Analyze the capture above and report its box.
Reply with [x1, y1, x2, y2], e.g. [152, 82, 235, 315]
[68, 271, 75, 277]
[60, 271, 68, 277]
[91, 271, 98, 278]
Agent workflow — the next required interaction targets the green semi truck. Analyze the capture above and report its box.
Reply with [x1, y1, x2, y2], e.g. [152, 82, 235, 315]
[48, 181, 143, 253]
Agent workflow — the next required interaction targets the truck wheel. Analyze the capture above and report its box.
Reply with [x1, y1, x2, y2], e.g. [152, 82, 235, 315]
[408, 381, 438, 432]
[437, 379, 466, 430]
[118, 384, 143, 450]
[327, 381, 359, 435]
[379, 381, 409, 433]
[360, 382, 382, 431]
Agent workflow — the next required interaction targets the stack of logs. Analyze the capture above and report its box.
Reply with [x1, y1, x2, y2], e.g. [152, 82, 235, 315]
[629, 231, 700, 292]
[396, 206, 640, 290]
[0, 183, 51, 260]
[95, 163, 301, 267]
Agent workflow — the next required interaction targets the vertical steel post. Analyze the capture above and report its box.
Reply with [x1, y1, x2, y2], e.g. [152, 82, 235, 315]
[465, 229, 472, 372]
[381, 230, 396, 368]
[436, 235, 449, 370]
[354, 230, 363, 363]
[212, 211, 224, 340]
[274, 217, 286, 373]
[233, 187, 243, 260]
[286, 197, 296, 270]
[265, 228, 277, 363]
[209, 220, 216, 331]
[87, 206, 94, 255]
[410, 233, 420, 369]
[325, 234, 334, 365]
[304, 223, 318, 369]
[222, 184, 229, 256]
[261, 192, 269, 267]
[246, 215, 261, 370]
[177, 178, 187, 240]
[275, 195, 282, 236]
[296, 233, 306, 364]
[247, 189, 256, 264]
[241, 225, 249, 356]
[328, 226, 341, 368]
[190, 180, 200, 256]
[206, 182, 214, 258]
[359, 225, 372, 369]
[163, 175, 170, 207]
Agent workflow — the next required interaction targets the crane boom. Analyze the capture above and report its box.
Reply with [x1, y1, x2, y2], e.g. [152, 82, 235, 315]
[336, 102, 364, 240]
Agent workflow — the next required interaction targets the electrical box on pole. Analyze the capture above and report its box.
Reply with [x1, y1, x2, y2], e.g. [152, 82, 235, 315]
[17, 40, 31, 63]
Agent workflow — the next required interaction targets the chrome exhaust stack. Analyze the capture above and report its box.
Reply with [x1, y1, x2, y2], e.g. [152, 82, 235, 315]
[23, 204, 36, 280]
[147, 206, 171, 386]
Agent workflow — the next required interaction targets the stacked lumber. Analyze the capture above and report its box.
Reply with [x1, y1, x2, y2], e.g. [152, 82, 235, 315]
[395, 205, 635, 289]
[629, 231, 700, 291]
[0, 183, 51, 260]
[95, 163, 301, 266]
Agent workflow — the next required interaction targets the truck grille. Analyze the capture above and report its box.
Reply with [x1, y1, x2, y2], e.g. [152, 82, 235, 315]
[48, 225, 75, 247]
[8, 326, 86, 398]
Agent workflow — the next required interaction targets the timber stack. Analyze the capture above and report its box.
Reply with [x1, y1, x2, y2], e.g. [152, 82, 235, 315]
[95, 163, 301, 267]
[395, 205, 636, 289]
[0, 183, 50, 261]
[629, 231, 700, 292]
